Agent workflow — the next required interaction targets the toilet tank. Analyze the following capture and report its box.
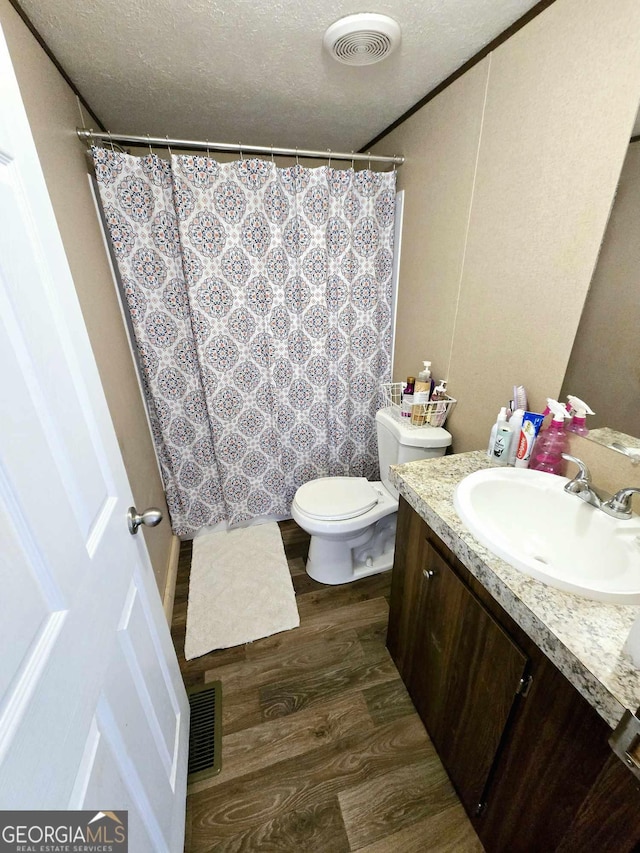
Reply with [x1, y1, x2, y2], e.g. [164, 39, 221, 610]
[375, 406, 452, 498]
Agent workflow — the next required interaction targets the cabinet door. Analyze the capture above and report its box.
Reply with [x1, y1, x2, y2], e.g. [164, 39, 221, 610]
[387, 497, 429, 683]
[408, 541, 528, 815]
[556, 753, 640, 853]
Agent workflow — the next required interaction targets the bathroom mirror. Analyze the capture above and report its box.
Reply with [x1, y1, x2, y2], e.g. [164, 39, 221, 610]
[559, 107, 640, 448]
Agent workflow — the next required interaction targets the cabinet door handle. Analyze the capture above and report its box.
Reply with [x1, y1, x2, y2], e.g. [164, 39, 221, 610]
[422, 569, 435, 579]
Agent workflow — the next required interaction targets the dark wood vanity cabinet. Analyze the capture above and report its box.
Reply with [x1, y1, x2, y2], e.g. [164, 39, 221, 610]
[388, 497, 640, 853]
[409, 542, 527, 816]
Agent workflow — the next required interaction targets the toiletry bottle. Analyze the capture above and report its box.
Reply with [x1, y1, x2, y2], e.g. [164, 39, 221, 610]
[565, 396, 595, 437]
[488, 407, 508, 460]
[487, 408, 503, 457]
[491, 408, 513, 465]
[432, 380, 447, 400]
[401, 376, 415, 418]
[418, 361, 435, 399]
[427, 380, 449, 426]
[529, 399, 570, 475]
[507, 409, 524, 466]
[411, 387, 430, 425]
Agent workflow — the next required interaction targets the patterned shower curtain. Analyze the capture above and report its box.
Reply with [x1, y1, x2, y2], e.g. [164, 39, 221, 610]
[92, 148, 396, 537]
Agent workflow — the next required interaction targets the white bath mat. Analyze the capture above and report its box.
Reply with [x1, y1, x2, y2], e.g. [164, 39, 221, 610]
[184, 522, 300, 660]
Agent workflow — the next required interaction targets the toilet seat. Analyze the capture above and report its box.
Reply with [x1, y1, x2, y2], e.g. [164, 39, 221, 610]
[293, 477, 379, 521]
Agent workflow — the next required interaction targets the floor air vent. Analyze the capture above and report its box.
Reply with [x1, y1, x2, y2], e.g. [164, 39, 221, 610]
[187, 681, 222, 781]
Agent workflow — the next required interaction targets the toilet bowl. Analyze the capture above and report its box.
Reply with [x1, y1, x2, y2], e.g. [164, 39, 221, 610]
[291, 406, 452, 585]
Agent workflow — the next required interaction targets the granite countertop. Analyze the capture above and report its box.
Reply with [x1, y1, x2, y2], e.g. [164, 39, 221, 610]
[390, 451, 640, 729]
[589, 427, 640, 459]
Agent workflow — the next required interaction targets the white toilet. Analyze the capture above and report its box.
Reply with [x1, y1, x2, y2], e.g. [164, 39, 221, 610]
[291, 406, 452, 585]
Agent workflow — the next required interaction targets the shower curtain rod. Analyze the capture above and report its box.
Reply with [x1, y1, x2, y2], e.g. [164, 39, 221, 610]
[76, 128, 404, 166]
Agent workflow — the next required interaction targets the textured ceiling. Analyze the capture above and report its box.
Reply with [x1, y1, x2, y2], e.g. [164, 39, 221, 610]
[18, 0, 543, 153]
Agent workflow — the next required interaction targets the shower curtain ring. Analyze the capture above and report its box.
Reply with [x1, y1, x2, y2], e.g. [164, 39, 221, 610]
[108, 131, 115, 152]
[295, 148, 299, 167]
[147, 134, 153, 155]
[206, 139, 210, 157]
[351, 152, 355, 170]
[239, 142, 243, 161]
[327, 149, 332, 169]
[165, 135, 172, 157]
[368, 151, 372, 171]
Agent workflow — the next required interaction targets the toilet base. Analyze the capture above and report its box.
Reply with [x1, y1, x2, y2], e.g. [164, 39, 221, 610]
[305, 514, 397, 585]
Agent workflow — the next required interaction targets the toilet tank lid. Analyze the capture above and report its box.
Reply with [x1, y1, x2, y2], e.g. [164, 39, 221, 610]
[293, 477, 379, 521]
[375, 407, 452, 448]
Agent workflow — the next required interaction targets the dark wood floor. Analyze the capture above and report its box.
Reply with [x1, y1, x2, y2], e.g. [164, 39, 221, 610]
[171, 521, 483, 852]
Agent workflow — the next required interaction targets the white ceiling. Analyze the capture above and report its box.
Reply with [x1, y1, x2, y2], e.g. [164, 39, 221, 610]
[19, 0, 543, 153]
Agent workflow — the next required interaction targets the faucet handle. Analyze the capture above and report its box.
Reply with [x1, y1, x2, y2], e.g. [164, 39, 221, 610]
[561, 454, 592, 484]
[601, 487, 640, 520]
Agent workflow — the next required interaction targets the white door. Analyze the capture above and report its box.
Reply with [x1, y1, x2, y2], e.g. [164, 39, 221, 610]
[0, 26, 189, 852]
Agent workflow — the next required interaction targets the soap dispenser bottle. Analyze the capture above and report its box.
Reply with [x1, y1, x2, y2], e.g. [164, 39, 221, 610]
[529, 399, 570, 475]
[566, 395, 595, 437]
[418, 361, 435, 399]
[418, 361, 431, 381]
[427, 379, 449, 426]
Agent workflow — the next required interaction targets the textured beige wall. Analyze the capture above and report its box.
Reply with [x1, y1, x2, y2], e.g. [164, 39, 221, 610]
[560, 141, 640, 435]
[384, 60, 490, 385]
[374, 0, 640, 453]
[0, 1, 174, 593]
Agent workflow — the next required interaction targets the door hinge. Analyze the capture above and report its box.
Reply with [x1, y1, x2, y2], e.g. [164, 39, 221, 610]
[516, 674, 533, 697]
[609, 709, 640, 781]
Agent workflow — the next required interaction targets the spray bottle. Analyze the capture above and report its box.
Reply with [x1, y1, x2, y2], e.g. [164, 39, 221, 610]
[566, 396, 595, 437]
[529, 399, 571, 475]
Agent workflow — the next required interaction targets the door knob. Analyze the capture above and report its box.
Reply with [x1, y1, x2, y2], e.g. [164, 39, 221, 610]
[127, 506, 163, 535]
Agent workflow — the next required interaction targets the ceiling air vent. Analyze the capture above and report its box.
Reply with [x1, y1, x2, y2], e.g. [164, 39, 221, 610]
[323, 13, 401, 66]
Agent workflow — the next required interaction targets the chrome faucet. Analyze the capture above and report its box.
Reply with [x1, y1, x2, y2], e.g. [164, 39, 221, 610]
[561, 454, 640, 520]
[561, 454, 605, 508]
[601, 487, 640, 520]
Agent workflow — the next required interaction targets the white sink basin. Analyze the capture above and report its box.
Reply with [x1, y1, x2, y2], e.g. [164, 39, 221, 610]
[453, 467, 640, 603]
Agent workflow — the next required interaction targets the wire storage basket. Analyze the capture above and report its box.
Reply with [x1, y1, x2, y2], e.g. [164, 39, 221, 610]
[381, 382, 456, 429]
